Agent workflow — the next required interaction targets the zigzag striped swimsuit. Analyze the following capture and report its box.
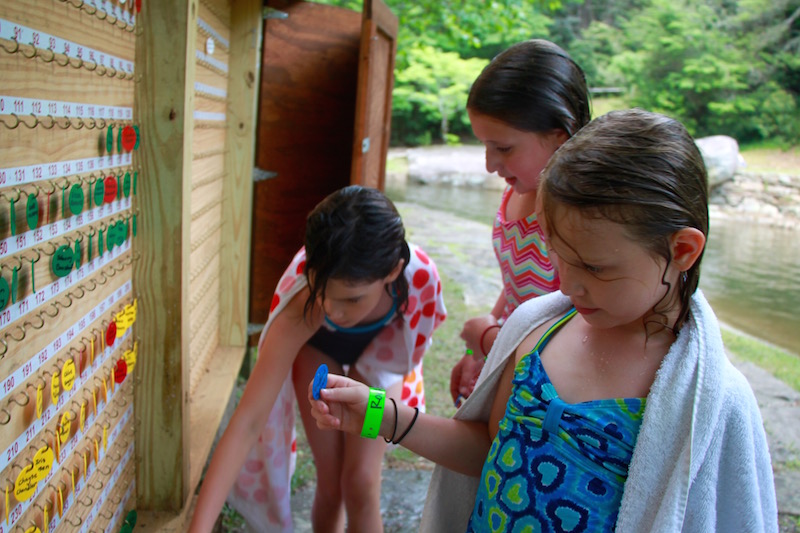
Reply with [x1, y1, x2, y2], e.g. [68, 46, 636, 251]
[493, 187, 559, 320]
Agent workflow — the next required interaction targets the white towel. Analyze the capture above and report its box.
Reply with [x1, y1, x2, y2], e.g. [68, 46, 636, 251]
[420, 290, 778, 532]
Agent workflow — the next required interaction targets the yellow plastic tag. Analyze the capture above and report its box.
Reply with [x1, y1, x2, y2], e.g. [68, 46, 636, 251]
[57, 487, 63, 517]
[102, 378, 108, 403]
[36, 383, 43, 419]
[14, 464, 37, 502]
[83, 452, 88, 480]
[93, 439, 99, 464]
[103, 425, 108, 451]
[79, 401, 86, 432]
[90, 336, 95, 364]
[43, 504, 48, 533]
[33, 445, 54, 482]
[24, 526, 41, 533]
[51, 371, 60, 405]
[58, 412, 71, 444]
[123, 348, 136, 373]
[61, 359, 76, 391]
[92, 389, 97, 413]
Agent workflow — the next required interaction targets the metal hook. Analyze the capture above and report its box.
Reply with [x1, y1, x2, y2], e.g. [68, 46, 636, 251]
[40, 115, 57, 129]
[0, 337, 8, 359]
[13, 113, 37, 128]
[0, 114, 21, 129]
[4, 325, 26, 342]
[38, 241, 58, 256]
[84, 60, 98, 72]
[37, 47, 55, 63]
[63, 515, 83, 527]
[41, 303, 59, 318]
[55, 115, 71, 130]
[20, 42, 37, 59]
[0, 38, 21, 54]
[23, 314, 45, 330]
[72, 116, 86, 130]
[54, 53, 70, 67]
[8, 390, 31, 407]
[0, 407, 10, 425]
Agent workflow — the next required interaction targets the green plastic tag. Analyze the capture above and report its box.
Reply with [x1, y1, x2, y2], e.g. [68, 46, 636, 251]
[93, 178, 105, 207]
[123, 171, 131, 198]
[98, 229, 104, 256]
[133, 125, 140, 150]
[0, 276, 9, 310]
[11, 266, 18, 304]
[9, 197, 16, 236]
[51, 245, 75, 278]
[74, 239, 82, 269]
[106, 124, 114, 154]
[69, 184, 85, 216]
[133, 171, 138, 195]
[26, 194, 39, 230]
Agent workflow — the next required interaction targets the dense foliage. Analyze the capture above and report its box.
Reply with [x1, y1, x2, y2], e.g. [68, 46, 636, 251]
[315, 0, 799, 146]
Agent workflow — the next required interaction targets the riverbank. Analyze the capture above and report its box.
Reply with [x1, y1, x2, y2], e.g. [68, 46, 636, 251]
[281, 201, 800, 533]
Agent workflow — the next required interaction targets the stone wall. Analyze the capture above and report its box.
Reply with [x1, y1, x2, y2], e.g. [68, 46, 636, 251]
[710, 171, 800, 229]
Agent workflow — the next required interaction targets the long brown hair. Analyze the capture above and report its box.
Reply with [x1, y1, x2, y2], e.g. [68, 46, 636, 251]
[539, 109, 709, 331]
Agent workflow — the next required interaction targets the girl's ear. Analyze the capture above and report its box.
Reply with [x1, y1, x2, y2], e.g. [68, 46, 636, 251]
[385, 259, 406, 283]
[670, 228, 706, 272]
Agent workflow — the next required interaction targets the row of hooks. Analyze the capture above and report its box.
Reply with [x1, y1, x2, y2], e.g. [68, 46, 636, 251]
[0, 252, 137, 357]
[0, 39, 134, 81]
[1, 336, 134, 426]
[57, 0, 137, 33]
[0, 112, 132, 131]
[0, 170, 136, 200]
[4, 421, 134, 532]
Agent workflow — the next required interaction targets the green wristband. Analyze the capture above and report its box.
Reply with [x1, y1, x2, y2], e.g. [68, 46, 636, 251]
[361, 388, 386, 439]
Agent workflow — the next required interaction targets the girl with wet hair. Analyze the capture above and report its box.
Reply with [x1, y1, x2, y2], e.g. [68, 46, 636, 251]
[310, 111, 777, 532]
[452, 39, 592, 405]
[190, 186, 446, 532]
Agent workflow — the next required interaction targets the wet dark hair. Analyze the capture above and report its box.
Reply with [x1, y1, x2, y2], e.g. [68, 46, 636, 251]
[303, 185, 411, 316]
[539, 109, 709, 331]
[467, 39, 591, 136]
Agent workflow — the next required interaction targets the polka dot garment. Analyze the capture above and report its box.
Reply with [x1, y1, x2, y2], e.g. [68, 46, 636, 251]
[228, 244, 446, 531]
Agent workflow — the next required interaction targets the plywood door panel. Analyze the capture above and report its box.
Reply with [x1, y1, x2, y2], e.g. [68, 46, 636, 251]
[249, 0, 361, 327]
[350, 0, 398, 189]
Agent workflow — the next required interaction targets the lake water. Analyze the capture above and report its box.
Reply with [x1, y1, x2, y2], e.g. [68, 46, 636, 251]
[387, 182, 800, 357]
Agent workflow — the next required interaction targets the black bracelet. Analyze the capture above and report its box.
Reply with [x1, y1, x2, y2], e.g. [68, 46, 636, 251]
[383, 398, 398, 444]
[392, 406, 419, 445]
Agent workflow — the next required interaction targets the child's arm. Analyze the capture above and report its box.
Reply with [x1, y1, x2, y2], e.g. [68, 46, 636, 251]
[311, 374, 499, 477]
[188, 291, 321, 532]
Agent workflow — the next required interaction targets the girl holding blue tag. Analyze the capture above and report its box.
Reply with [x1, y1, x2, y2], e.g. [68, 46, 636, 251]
[189, 186, 446, 532]
[309, 111, 777, 532]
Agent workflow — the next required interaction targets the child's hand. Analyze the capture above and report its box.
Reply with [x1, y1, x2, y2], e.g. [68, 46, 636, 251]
[308, 373, 370, 435]
[450, 351, 485, 406]
[460, 315, 498, 354]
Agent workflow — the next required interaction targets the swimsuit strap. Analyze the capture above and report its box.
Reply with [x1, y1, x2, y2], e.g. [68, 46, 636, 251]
[529, 307, 578, 355]
[324, 293, 398, 334]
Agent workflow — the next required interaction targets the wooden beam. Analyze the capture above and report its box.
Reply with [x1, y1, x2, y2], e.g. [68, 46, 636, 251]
[133, 0, 198, 511]
[219, 0, 262, 346]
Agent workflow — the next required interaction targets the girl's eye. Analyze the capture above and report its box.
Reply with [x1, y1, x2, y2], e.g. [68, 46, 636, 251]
[496, 146, 512, 154]
[584, 264, 602, 274]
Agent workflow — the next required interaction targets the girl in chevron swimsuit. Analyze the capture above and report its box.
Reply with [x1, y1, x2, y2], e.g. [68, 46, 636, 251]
[451, 40, 592, 405]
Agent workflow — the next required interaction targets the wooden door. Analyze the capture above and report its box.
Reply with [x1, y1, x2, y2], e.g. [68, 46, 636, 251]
[350, 0, 399, 189]
[250, 0, 400, 331]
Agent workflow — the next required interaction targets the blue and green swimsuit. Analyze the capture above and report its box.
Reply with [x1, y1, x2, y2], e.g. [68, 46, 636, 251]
[468, 308, 647, 533]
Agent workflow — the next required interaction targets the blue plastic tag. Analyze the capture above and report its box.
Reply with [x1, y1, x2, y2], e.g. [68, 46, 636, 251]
[312, 364, 328, 400]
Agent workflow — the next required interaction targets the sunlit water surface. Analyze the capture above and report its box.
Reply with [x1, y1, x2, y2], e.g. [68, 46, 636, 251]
[388, 182, 800, 357]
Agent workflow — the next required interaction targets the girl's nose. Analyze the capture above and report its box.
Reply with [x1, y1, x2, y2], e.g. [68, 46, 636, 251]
[485, 149, 501, 174]
[558, 262, 584, 297]
[323, 300, 344, 320]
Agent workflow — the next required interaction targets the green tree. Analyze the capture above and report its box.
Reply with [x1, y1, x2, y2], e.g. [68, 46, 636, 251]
[392, 46, 488, 145]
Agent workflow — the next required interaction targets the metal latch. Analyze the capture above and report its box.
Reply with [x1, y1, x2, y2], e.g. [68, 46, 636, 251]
[361, 137, 370, 154]
[253, 167, 278, 182]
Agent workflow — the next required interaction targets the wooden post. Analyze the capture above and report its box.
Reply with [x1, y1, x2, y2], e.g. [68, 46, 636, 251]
[133, 0, 198, 511]
[219, 0, 262, 347]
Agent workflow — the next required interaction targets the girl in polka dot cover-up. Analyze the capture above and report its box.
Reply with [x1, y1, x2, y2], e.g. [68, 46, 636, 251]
[188, 186, 446, 533]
